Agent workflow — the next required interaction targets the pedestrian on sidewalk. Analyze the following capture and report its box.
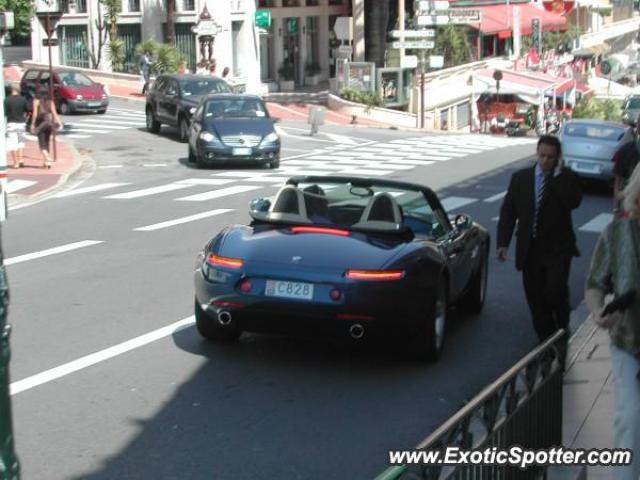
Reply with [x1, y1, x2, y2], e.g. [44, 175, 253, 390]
[4, 86, 28, 168]
[178, 60, 190, 75]
[195, 61, 208, 75]
[585, 163, 640, 480]
[139, 51, 151, 95]
[30, 92, 62, 169]
[497, 135, 582, 347]
[612, 118, 640, 215]
[208, 60, 217, 76]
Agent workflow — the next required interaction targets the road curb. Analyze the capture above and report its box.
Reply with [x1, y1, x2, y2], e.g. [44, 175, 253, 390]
[565, 301, 598, 375]
[7, 140, 89, 210]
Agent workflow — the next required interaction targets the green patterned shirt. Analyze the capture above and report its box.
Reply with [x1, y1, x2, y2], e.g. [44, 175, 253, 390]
[586, 218, 640, 354]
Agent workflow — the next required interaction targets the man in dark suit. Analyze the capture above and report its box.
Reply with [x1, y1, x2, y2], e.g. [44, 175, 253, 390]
[497, 135, 582, 342]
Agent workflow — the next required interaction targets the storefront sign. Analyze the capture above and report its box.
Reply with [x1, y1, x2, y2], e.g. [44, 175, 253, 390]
[255, 10, 271, 29]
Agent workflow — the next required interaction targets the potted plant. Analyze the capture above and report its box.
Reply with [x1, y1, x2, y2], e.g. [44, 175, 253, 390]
[278, 63, 295, 92]
[305, 63, 321, 86]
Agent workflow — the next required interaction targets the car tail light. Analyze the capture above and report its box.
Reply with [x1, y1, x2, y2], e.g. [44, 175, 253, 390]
[329, 288, 342, 301]
[336, 313, 375, 321]
[239, 279, 252, 293]
[206, 253, 244, 269]
[290, 226, 350, 236]
[344, 269, 405, 281]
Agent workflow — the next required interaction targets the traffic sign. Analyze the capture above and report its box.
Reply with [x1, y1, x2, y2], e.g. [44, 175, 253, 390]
[391, 29, 435, 38]
[417, 15, 449, 26]
[392, 40, 435, 49]
[417, 0, 450, 11]
[42, 38, 58, 47]
[446, 9, 481, 23]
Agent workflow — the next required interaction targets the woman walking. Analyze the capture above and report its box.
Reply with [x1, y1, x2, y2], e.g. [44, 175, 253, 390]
[30, 92, 62, 169]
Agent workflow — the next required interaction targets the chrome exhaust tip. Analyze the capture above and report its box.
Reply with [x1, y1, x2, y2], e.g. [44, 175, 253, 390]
[349, 323, 365, 340]
[217, 311, 232, 326]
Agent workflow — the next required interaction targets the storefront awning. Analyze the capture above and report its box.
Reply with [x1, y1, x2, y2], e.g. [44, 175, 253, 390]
[472, 69, 575, 102]
[459, 4, 567, 36]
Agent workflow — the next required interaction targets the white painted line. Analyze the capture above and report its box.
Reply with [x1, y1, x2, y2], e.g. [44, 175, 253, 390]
[274, 125, 289, 136]
[307, 155, 344, 161]
[105, 112, 146, 118]
[6, 180, 37, 193]
[284, 160, 345, 169]
[135, 209, 234, 231]
[81, 119, 144, 127]
[213, 171, 270, 178]
[54, 182, 131, 198]
[176, 178, 235, 186]
[483, 191, 507, 203]
[276, 169, 333, 176]
[98, 165, 124, 169]
[10, 316, 195, 395]
[66, 134, 91, 139]
[176, 185, 262, 202]
[72, 123, 131, 130]
[381, 159, 435, 166]
[244, 176, 290, 183]
[440, 196, 478, 212]
[338, 169, 394, 176]
[142, 164, 169, 167]
[104, 183, 193, 199]
[579, 213, 613, 233]
[65, 128, 110, 134]
[5, 240, 104, 266]
[324, 133, 359, 145]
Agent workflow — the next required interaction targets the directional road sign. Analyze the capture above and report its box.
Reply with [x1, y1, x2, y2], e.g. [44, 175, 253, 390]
[446, 9, 481, 23]
[391, 29, 435, 38]
[417, 15, 450, 26]
[417, 0, 450, 11]
[392, 40, 435, 49]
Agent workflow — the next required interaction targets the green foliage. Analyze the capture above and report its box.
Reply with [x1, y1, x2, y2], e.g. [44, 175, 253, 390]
[0, 0, 32, 38]
[151, 43, 182, 74]
[99, 0, 121, 40]
[572, 97, 623, 121]
[106, 38, 125, 72]
[433, 25, 471, 67]
[339, 88, 384, 110]
[135, 40, 158, 57]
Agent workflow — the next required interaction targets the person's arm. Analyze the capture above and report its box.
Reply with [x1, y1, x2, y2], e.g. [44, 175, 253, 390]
[50, 100, 62, 126]
[30, 99, 39, 132]
[496, 175, 518, 260]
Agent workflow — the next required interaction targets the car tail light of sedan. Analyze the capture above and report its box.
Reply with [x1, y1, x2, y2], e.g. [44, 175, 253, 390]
[344, 269, 405, 281]
[206, 254, 244, 269]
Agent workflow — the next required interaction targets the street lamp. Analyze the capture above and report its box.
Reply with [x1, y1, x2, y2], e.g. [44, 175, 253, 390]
[35, 0, 64, 163]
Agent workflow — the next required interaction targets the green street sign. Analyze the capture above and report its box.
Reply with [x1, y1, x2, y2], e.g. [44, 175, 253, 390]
[255, 10, 271, 29]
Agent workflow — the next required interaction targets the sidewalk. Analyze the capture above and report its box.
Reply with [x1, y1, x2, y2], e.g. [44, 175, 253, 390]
[562, 305, 616, 480]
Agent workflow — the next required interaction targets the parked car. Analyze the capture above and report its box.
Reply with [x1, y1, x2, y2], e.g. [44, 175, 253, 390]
[188, 94, 280, 169]
[193, 176, 490, 361]
[20, 68, 109, 114]
[622, 94, 640, 125]
[559, 119, 633, 182]
[145, 74, 232, 142]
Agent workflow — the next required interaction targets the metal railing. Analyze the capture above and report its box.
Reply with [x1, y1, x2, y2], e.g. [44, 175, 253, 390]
[376, 330, 566, 480]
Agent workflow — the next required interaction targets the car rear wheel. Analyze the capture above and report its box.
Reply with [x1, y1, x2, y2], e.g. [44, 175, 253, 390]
[146, 107, 161, 133]
[460, 243, 489, 314]
[410, 281, 447, 362]
[194, 298, 242, 342]
[179, 117, 189, 143]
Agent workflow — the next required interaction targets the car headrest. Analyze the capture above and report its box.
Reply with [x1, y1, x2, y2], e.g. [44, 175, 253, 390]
[352, 193, 403, 231]
[268, 185, 312, 224]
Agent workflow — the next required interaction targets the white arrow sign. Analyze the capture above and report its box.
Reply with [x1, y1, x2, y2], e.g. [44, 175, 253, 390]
[392, 40, 435, 49]
[417, 15, 449, 26]
[391, 29, 435, 38]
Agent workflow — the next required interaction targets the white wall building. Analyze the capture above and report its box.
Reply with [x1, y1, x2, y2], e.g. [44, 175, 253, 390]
[30, 0, 350, 93]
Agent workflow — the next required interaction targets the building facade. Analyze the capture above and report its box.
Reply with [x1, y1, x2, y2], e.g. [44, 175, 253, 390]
[31, 0, 350, 93]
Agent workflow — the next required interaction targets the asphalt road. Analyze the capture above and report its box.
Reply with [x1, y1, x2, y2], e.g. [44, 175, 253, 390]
[3, 98, 613, 480]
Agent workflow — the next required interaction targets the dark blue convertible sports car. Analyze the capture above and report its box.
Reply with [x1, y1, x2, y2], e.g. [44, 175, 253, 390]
[194, 176, 490, 361]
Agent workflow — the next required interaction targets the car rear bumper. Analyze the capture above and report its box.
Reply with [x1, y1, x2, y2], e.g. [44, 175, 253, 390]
[66, 98, 109, 112]
[565, 158, 614, 181]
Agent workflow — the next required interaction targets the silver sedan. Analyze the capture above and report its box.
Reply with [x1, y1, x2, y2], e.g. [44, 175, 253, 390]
[559, 119, 633, 182]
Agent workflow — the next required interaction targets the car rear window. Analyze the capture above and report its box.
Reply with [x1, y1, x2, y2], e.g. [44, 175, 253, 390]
[564, 124, 626, 141]
[179, 78, 232, 96]
[626, 97, 640, 109]
[24, 70, 39, 80]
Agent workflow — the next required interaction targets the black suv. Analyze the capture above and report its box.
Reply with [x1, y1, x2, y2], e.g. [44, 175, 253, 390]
[145, 74, 232, 142]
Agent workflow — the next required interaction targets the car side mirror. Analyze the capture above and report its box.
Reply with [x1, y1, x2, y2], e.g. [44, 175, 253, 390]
[454, 213, 472, 231]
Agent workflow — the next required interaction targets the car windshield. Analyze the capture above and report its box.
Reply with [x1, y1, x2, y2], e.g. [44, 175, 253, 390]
[626, 97, 640, 109]
[205, 99, 268, 119]
[58, 72, 93, 87]
[179, 78, 231, 96]
[563, 124, 626, 141]
[254, 181, 449, 236]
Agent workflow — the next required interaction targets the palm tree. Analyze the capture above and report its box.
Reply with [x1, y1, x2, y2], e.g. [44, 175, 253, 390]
[364, 0, 390, 67]
[166, 0, 176, 46]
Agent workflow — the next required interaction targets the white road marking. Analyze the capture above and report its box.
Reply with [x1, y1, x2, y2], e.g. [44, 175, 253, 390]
[176, 178, 235, 186]
[324, 133, 359, 145]
[382, 159, 435, 166]
[440, 196, 478, 211]
[10, 316, 195, 395]
[66, 134, 91, 139]
[54, 182, 131, 197]
[5, 240, 104, 266]
[244, 176, 290, 183]
[176, 185, 262, 202]
[81, 118, 144, 126]
[6, 180, 37, 193]
[135, 209, 234, 231]
[274, 125, 289, 136]
[483, 191, 507, 203]
[337, 168, 394, 176]
[64, 128, 110, 134]
[213, 171, 271, 178]
[71, 123, 131, 130]
[98, 165, 124, 169]
[579, 213, 613, 233]
[142, 164, 169, 167]
[104, 183, 193, 199]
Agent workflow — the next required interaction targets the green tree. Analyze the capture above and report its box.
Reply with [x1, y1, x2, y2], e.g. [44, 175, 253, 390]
[166, 0, 176, 46]
[100, 0, 121, 41]
[106, 38, 125, 72]
[0, 0, 32, 39]
[434, 24, 471, 67]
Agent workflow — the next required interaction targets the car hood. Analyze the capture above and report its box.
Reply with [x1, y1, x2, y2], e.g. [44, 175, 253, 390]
[218, 226, 410, 271]
[562, 136, 620, 162]
[206, 118, 275, 138]
[69, 85, 104, 99]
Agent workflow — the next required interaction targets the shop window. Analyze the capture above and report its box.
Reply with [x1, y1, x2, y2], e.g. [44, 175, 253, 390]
[128, 0, 141, 12]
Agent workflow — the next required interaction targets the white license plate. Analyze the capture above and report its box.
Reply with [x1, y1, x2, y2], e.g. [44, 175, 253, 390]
[232, 147, 252, 156]
[88, 102, 101, 107]
[265, 280, 314, 300]
[571, 161, 601, 174]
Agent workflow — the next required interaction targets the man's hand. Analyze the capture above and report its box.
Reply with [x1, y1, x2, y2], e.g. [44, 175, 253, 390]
[496, 247, 508, 262]
[594, 310, 620, 329]
[553, 158, 564, 177]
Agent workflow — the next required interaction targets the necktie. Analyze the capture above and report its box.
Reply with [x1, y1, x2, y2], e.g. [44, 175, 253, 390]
[533, 173, 549, 237]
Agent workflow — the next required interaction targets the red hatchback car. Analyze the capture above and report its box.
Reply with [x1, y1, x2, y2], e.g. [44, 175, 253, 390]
[20, 68, 109, 114]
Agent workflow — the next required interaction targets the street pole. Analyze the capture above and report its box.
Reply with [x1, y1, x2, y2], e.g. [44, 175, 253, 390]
[0, 36, 7, 222]
[399, 0, 405, 64]
[420, 52, 426, 129]
[46, 11, 57, 163]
